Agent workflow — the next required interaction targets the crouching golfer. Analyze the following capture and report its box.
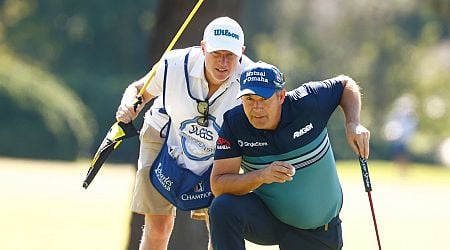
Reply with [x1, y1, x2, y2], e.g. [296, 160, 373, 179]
[209, 62, 370, 250]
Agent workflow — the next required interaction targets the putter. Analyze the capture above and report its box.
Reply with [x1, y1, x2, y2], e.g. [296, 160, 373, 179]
[359, 156, 382, 250]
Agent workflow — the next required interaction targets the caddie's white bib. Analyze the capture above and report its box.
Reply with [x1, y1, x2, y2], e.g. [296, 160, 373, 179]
[144, 47, 252, 175]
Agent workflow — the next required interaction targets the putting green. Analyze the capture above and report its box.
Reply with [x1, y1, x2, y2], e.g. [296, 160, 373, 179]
[0, 157, 135, 250]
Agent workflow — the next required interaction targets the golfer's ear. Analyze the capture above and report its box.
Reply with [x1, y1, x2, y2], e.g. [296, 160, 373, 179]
[279, 89, 287, 103]
[241, 46, 246, 55]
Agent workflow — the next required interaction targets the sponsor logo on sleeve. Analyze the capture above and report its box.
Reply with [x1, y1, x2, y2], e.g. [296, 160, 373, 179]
[216, 137, 232, 150]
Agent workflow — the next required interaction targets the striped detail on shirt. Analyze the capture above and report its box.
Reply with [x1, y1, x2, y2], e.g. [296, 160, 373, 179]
[241, 129, 330, 172]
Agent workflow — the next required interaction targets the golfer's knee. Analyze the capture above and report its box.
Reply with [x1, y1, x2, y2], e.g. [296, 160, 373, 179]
[209, 194, 239, 221]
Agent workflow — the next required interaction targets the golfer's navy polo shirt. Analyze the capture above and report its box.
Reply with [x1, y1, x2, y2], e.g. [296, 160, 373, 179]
[215, 78, 344, 229]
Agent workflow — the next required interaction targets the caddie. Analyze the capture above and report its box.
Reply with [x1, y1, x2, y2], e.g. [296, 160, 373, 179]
[115, 16, 253, 250]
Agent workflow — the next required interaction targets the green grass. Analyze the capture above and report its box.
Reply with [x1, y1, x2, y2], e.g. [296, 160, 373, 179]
[1, 157, 449, 250]
[338, 160, 450, 184]
[0, 158, 135, 250]
[247, 160, 450, 250]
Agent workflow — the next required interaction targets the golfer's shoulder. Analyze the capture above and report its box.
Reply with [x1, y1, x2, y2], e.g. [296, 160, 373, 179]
[223, 105, 246, 125]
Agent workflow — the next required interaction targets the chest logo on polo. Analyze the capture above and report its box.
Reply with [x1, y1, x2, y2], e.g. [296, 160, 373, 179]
[179, 116, 220, 161]
[293, 122, 314, 139]
[237, 140, 269, 148]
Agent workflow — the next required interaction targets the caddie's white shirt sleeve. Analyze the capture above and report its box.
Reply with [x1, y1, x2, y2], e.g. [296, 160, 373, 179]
[141, 59, 165, 97]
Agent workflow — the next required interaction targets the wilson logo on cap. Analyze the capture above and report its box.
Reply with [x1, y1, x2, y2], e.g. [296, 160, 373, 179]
[213, 29, 240, 40]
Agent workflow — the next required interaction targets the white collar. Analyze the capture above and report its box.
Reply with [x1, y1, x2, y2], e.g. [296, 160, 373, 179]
[189, 49, 240, 90]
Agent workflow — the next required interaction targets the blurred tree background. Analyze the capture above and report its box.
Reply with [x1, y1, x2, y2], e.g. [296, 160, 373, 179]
[1, 0, 449, 165]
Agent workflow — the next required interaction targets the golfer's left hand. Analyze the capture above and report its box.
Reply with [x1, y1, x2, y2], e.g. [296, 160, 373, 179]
[345, 122, 370, 159]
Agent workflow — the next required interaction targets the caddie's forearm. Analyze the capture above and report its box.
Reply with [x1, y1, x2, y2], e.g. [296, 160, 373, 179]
[121, 83, 140, 105]
[339, 76, 361, 124]
[121, 81, 154, 106]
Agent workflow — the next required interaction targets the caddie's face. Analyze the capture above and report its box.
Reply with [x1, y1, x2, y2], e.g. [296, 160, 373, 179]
[241, 90, 286, 130]
[203, 48, 240, 86]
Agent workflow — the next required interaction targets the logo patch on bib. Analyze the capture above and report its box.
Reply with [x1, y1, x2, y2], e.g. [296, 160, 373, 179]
[179, 116, 220, 161]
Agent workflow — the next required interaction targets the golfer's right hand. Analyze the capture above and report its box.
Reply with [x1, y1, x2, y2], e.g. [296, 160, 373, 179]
[260, 161, 295, 184]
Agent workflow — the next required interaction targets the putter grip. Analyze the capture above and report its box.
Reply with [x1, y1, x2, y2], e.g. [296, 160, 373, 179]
[359, 156, 372, 192]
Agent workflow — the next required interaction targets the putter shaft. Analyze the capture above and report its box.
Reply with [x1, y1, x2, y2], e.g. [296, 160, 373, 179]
[358, 157, 382, 250]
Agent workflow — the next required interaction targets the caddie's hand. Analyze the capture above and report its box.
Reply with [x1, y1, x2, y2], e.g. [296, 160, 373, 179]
[260, 161, 296, 184]
[115, 98, 144, 123]
[345, 122, 370, 159]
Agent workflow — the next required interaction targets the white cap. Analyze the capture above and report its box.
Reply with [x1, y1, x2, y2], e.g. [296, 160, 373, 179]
[203, 17, 244, 57]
